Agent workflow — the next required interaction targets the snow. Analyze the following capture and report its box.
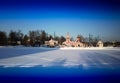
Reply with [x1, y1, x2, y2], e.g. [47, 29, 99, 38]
[0, 47, 120, 69]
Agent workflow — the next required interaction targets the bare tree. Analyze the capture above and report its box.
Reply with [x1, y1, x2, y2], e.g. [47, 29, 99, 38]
[40, 30, 47, 44]
[29, 30, 37, 46]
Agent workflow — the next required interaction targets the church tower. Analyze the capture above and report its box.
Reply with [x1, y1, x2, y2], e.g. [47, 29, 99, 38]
[66, 32, 70, 43]
[76, 35, 81, 42]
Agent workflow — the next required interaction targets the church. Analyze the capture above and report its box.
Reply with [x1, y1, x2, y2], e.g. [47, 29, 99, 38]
[62, 33, 86, 47]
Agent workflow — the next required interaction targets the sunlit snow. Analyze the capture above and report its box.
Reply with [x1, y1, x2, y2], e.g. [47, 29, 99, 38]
[0, 47, 120, 69]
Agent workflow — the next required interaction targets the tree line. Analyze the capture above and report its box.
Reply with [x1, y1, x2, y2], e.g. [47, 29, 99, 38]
[0, 30, 120, 47]
[0, 30, 66, 47]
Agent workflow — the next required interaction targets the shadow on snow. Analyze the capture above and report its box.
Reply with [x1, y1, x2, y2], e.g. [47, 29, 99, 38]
[0, 47, 58, 59]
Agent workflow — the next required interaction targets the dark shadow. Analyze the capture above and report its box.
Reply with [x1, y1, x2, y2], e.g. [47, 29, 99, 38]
[0, 47, 58, 59]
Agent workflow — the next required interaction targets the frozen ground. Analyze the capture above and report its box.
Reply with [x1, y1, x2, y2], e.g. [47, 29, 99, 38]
[0, 47, 120, 83]
[0, 47, 120, 69]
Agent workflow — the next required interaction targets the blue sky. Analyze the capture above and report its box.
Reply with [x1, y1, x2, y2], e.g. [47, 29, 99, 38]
[0, 0, 120, 41]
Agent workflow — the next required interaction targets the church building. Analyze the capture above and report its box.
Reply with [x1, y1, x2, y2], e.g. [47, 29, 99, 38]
[62, 33, 85, 47]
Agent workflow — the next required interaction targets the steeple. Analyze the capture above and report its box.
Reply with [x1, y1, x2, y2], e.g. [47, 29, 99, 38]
[66, 32, 70, 39]
[76, 35, 81, 42]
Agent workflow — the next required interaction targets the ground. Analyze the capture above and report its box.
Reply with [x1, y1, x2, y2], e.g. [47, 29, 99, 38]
[0, 47, 120, 68]
[0, 47, 120, 83]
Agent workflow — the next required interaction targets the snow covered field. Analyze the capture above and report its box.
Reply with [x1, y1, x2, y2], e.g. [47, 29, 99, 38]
[0, 47, 120, 69]
[0, 47, 120, 83]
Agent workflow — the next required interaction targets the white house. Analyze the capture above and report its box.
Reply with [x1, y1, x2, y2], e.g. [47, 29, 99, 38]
[97, 41, 103, 47]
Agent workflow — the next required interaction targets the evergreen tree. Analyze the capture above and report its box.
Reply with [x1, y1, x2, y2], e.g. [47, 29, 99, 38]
[59, 36, 66, 45]
[9, 30, 17, 45]
[0, 31, 7, 45]
[23, 35, 29, 46]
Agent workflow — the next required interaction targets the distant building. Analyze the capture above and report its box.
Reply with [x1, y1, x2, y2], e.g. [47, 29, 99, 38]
[17, 41, 21, 45]
[62, 33, 72, 47]
[97, 41, 103, 47]
[45, 39, 58, 47]
[62, 33, 85, 47]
